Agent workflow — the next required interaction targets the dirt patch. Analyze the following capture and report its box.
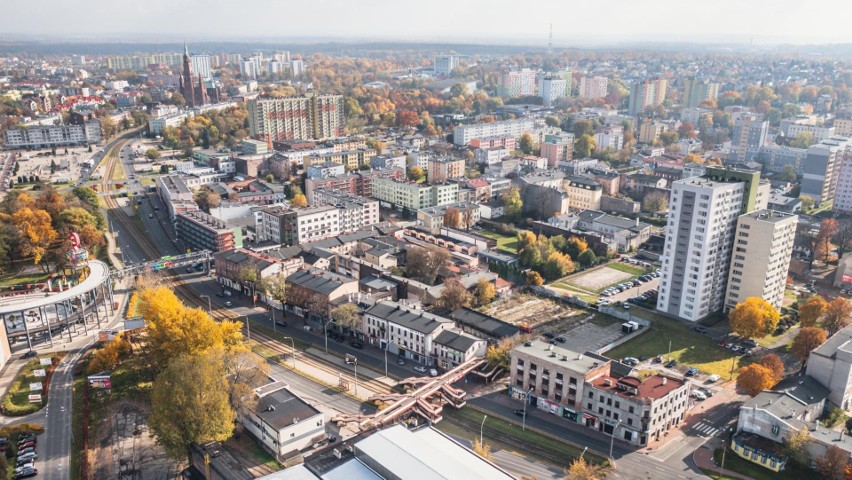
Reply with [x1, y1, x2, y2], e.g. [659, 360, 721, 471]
[481, 293, 583, 328]
[564, 266, 634, 292]
[90, 400, 181, 480]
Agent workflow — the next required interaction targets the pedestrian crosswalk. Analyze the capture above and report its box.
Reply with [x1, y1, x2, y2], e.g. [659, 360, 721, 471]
[691, 419, 721, 437]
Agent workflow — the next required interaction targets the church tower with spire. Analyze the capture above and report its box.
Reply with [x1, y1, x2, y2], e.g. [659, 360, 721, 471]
[179, 42, 197, 107]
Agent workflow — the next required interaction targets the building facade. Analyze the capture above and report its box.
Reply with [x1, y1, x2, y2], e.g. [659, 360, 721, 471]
[176, 210, 242, 252]
[578, 76, 608, 99]
[724, 210, 797, 311]
[802, 136, 851, 204]
[657, 173, 750, 321]
[682, 77, 719, 109]
[453, 119, 537, 146]
[729, 114, 768, 163]
[628, 78, 668, 115]
[247, 94, 344, 144]
[497, 69, 537, 98]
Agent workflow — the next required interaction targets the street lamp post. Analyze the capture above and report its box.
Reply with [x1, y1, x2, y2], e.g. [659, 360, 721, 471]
[280, 336, 296, 369]
[609, 419, 623, 462]
[200, 295, 211, 313]
[480, 414, 488, 445]
[323, 320, 335, 354]
[522, 388, 533, 431]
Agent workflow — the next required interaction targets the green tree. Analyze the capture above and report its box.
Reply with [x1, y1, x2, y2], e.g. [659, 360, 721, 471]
[659, 130, 679, 146]
[408, 165, 425, 182]
[789, 132, 815, 148]
[577, 249, 596, 268]
[519, 132, 534, 155]
[800, 195, 815, 211]
[72, 186, 100, 208]
[259, 274, 287, 316]
[575, 134, 596, 158]
[501, 186, 522, 219]
[565, 236, 588, 259]
[779, 164, 798, 182]
[783, 427, 811, 466]
[571, 119, 595, 138]
[642, 191, 668, 213]
[542, 251, 574, 280]
[149, 352, 236, 462]
[145, 148, 161, 160]
[169, 92, 186, 107]
[330, 303, 361, 331]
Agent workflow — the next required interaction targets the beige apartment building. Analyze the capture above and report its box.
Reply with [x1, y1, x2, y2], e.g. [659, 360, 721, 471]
[427, 157, 465, 183]
[724, 210, 798, 311]
[562, 176, 603, 211]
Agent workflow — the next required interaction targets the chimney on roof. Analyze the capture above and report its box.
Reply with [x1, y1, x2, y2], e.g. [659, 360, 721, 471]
[661, 377, 667, 385]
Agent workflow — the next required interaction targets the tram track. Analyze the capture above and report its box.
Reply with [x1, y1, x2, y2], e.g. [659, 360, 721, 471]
[100, 143, 390, 398]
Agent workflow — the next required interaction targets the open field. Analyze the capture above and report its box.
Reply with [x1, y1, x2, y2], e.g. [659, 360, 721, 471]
[607, 309, 744, 378]
[558, 265, 635, 293]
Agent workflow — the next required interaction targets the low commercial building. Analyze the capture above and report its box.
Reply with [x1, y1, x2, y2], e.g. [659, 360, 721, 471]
[735, 376, 836, 473]
[431, 329, 487, 369]
[416, 202, 480, 234]
[509, 341, 610, 424]
[448, 307, 521, 340]
[363, 300, 455, 365]
[176, 210, 243, 252]
[239, 382, 325, 456]
[576, 210, 653, 252]
[584, 364, 689, 446]
[285, 269, 359, 321]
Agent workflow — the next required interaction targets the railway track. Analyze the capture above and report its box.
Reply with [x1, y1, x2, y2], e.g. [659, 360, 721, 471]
[99, 145, 390, 398]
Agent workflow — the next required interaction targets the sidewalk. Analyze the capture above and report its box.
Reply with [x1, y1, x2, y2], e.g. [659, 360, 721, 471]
[693, 443, 754, 480]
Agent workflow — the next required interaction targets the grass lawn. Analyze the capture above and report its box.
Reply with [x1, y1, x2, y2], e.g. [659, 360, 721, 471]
[607, 262, 648, 276]
[478, 229, 519, 254]
[757, 324, 797, 349]
[250, 441, 282, 469]
[712, 448, 808, 480]
[0, 270, 50, 287]
[1, 354, 64, 415]
[111, 161, 126, 181]
[607, 311, 745, 378]
[439, 406, 608, 467]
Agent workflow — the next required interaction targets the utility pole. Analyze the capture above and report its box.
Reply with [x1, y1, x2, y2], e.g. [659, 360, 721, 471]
[480, 414, 488, 445]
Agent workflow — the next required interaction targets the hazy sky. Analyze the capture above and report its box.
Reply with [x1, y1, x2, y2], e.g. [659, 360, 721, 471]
[3, 0, 852, 45]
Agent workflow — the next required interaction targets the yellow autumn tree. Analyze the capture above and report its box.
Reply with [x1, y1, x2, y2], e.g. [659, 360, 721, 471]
[137, 287, 243, 367]
[728, 297, 780, 340]
[12, 208, 56, 266]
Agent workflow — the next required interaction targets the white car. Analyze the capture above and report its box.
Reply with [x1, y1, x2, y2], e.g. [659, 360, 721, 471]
[707, 374, 721, 383]
[414, 366, 426, 373]
[429, 369, 438, 377]
[691, 390, 707, 400]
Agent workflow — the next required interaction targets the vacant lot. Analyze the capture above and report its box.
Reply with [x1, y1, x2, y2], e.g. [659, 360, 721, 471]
[607, 310, 744, 378]
[482, 293, 582, 328]
[559, 265, 635, 293]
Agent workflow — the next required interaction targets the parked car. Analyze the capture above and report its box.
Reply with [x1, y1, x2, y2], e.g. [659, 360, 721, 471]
[554, 336, 566, 343]
[685, 367, 698, 377]
[18, 447, 35, 456]
[16, 452, 37, 463]
[397, 359, 405, 365]
[665, 359, 678, 368]
[21, 351, 37, 359]
[695, 386, 714, 397]
[414, 366, 426, 373]
[224, 301, 233, 307]
[690, 390, 707, 401]
[707, 374, 721, 383]
[14, 467, 37, 479]
[542, 332, 555, 339]
[692, 327, 708, 334]
[275, 320, 287, 328]
[429, 368, 438, 377]
[17, 441, 35, 450]
[513, 409, 527, 417]
[350, 341, 363, 349]
[622, 357, 639, 366]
